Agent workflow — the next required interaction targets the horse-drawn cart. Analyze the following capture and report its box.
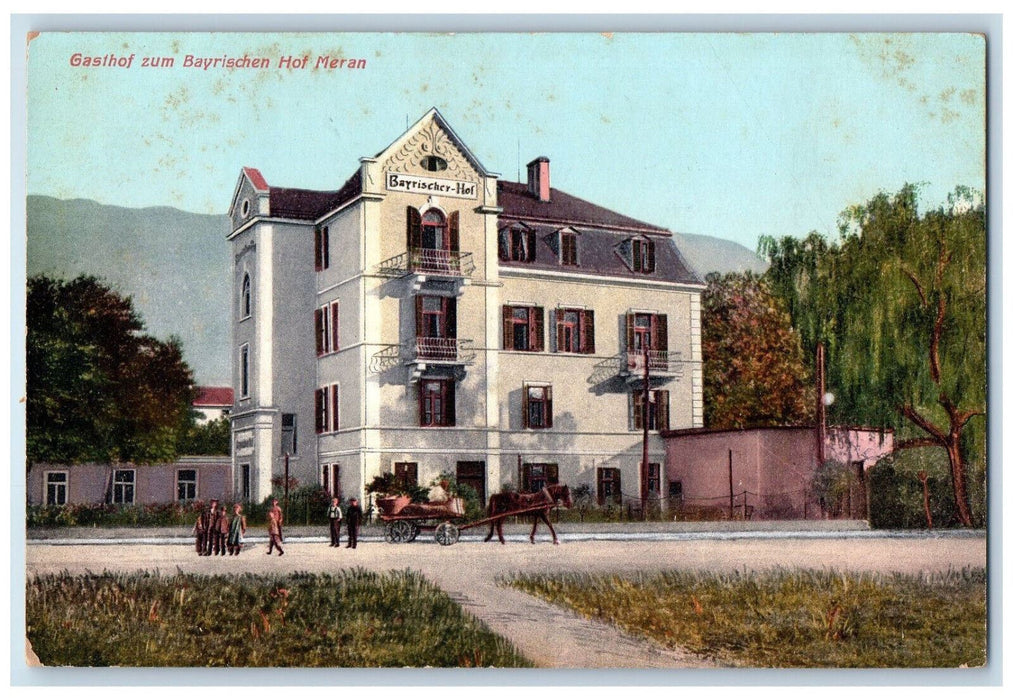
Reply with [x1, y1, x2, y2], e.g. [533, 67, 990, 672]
[376, 484, 572, 546]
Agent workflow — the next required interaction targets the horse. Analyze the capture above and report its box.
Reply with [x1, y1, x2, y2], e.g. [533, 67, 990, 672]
[483, 483, 572, 545]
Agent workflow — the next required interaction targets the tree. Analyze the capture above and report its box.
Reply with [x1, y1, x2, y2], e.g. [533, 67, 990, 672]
[27, 275, 196, 466]
[701, 271, 815, 429]
[760, 185, 986, 526]
[176, 415, 231, 455]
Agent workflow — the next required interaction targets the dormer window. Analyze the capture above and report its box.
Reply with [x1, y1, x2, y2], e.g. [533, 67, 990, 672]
[617, 236, 656, 274]
[560, 230, 578, 266]
[499, 226, 536, 262]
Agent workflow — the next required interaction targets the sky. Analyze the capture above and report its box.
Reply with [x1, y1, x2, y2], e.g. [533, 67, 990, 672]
[25, 31, 986, 253]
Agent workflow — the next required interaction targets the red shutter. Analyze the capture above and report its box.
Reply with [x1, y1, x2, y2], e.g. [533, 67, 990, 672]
[532, 307, 544, 351]
[626, 313, 635, 352]
[416, 296, 425, 339]
[656, 390, 669, 430]
[446, 297, 457, 339]
[582, 310, 595, 354]
[545, 386, 553, 428]
[522, 386, 530, 429]
[407, 207, 421, 250]
[632, 392, 643, 430]
[502, 305, 514, 350]
[632, 239, 643, 272]
[315, 308, 324, 355]
[315, 389, 324, 433]
[655, 314, 668, 352]
[554, 310, 564, 353]
[331, 384, 340, 431]
[322, 226, 330, 269]
[331, 302, 340, 350]
[646, 239, 656, 273]
[314, 228, 322, 270]
[445, 380, 456, 426]
[498, 229, 509, 261]
[526, 230, 536, 262]
[448, 211, 460, 253]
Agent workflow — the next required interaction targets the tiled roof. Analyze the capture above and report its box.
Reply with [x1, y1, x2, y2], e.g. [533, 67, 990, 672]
[194, 386, 234, 407]
[497, 180, 669, 234]
[267, 170, 362, 220]
[499, 223, 702, 285]
[243, 167, 269, 192]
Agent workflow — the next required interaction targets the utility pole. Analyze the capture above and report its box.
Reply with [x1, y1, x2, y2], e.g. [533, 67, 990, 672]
[816, 343, 827, 466]
[728, 449, 734, 520]
[284, 452, 290, 518]
[641, 344, 650, 521]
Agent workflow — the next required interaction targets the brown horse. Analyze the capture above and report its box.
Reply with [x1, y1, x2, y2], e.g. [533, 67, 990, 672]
[484, 483, 572, 545]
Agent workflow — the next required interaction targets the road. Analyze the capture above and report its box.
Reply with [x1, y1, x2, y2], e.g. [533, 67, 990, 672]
[25, 530, 986, 668]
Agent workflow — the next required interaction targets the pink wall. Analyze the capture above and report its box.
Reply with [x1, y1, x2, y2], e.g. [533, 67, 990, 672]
[28, 458, 232, 506]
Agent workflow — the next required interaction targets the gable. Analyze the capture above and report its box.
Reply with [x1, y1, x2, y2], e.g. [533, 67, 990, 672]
[378, 109, 487, 186]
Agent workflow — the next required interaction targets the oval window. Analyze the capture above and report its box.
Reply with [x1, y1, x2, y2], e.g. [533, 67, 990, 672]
[420, 155, 448, 172]
[241, 199, 251, 217]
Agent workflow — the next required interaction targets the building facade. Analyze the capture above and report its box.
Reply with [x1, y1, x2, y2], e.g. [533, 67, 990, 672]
[228, 109, 704, 506]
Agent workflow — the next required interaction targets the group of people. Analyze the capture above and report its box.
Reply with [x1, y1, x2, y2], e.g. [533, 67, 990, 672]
[193, 496, 364, 555]
[193, 498, 247, 556]
[326, 496, 364, 548]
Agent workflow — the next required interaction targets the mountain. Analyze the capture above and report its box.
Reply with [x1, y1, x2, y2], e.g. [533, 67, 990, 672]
[27, 196, 233, 385]
[25, 197, 769, 386]
[672, 231, 769, 278]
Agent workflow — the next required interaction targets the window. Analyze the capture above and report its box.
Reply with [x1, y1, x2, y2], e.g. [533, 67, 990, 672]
[632, 390, 670, 431]
[560, 230, 578, 265]
[419, 378, 455, 427]
[177, 469, 197, 502]
[241, 274, 252, 318]
[394, 462, 419, 490]
[642, 463, 661, 499]
[112, 469, 135, 505]
[420, 155, 448, 172]
[45, 471, 68, 506]
[522, 463, 558, 492]
[281, 413, 297, 455]
[597, 468, 622, 505]
[407, 208, 459, 272]
[625, 313, 668, 370]
[240, 345, 250, 398]
[315, 226, 330, 271]
[240, 464, 251, 502]
[523, 385, 553, 429]
[416, 296, 457, 360]
[315, 385, 339, 433]
[554, 308, 595, 354]
[499, 226, 536, 262]
[315, 301, 340, 355]
[618, 237, 657, 274]
[321, 463, 341, 497]
[502, 305, 544, 351]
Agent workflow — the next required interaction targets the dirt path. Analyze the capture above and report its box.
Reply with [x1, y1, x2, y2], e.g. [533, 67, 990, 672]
[24, 533, 985, 668]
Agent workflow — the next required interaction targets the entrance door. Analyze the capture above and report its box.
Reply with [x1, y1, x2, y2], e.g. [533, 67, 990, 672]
[456, 461, 486, 506]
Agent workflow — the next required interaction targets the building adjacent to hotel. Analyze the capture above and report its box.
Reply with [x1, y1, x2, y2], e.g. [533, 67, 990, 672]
[227, 109, 704, 506]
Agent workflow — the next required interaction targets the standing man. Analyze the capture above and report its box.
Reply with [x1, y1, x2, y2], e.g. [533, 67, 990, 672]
[326, 497, 343, 547]
[345, 497, 363, 549]
[215, 504, 230, 556]
[199, 499, 219, 556]
[266, 498, 284, 556]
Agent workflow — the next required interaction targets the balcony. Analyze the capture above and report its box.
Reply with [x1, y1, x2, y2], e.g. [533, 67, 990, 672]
[369, 337, 476, 382]
[376, 248, 475, 290]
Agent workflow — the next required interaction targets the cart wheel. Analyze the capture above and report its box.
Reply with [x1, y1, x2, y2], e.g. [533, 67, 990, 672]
[383, 522, 397, 543]
[407, 522, 420, 542]
[387, 520, 414, 544]
[435, 522, 460, 546]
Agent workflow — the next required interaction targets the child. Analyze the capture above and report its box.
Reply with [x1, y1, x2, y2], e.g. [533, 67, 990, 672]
[227, 503, 247, 555]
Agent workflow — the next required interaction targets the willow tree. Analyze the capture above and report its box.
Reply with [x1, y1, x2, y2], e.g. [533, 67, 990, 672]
[760, 185, 986, 526]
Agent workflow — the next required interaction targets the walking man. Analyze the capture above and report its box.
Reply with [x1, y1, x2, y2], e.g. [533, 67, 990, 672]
[326, 497, 343, 547]
[345, 497, 363, 549]
[266, 498, 284, 556]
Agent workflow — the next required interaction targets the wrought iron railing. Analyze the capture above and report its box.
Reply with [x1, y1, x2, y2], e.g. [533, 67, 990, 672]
[409, 337, 476, 364]
[376, 248, 475, 277]
[623, 349, 674, 373]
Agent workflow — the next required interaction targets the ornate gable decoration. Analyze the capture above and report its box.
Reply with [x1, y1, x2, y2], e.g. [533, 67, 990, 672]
[383, 118, 475, 180]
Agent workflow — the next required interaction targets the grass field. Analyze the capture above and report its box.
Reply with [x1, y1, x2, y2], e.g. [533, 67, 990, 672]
[27, 568, 531, 667]
[508, 567, 987, 668]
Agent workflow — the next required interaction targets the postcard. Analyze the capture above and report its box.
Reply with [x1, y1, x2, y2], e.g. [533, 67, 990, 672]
[18, 26, 991, 680]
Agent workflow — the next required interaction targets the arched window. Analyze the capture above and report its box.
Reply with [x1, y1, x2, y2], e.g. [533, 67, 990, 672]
[421, 209, 447, 250]
[241, 273, 252, 318]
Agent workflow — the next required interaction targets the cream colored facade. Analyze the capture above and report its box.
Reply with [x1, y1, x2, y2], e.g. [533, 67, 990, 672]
[228, 109, 703, 506]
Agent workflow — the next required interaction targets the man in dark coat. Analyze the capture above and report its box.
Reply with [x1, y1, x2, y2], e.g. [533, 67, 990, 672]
[197, 499, 219, 555]
[345, 497, 363, 549]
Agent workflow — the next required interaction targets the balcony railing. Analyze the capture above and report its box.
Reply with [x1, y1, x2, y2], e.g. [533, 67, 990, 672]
[623, 349, 674, 374]
[409, 337, 476, 364]
[376, 248, 475, 278]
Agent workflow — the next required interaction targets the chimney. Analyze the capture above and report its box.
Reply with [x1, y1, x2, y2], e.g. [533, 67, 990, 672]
[526, 156, 551, 202]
